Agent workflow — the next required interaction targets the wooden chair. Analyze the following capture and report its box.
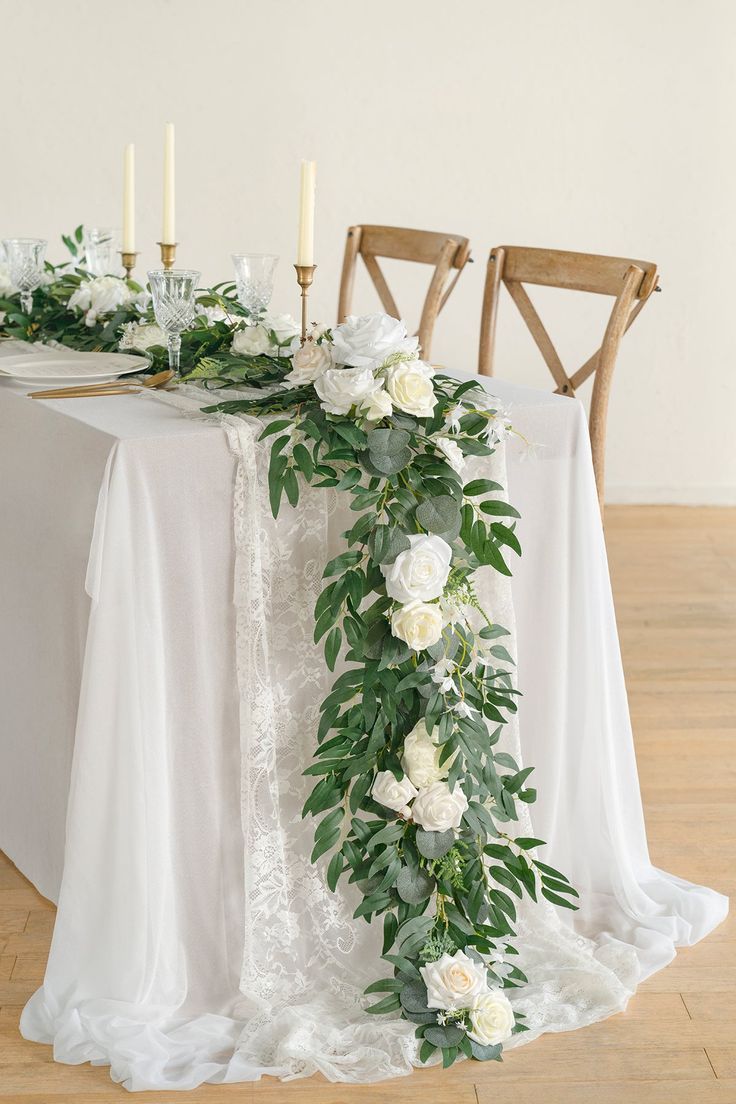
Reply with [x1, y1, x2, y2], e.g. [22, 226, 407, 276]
[338, 225, 472, 360]
[478, 246, 660, 510]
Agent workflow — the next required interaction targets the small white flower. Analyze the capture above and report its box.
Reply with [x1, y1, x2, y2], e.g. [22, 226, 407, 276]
[381, 533, 452, 605]
[390, 600, 444, 652]
[384, 359, 437, 418]
[332, 313, 418, 370]
[443, 405, 462, 434]
[371, 770, 418, 816]
[467, 989, 515, 1046]
[431, 657, 454, 680]
[412, 781, 468, 833]
[232, 325, 271, 356]
[283, 340, 333, 388]
[420, 950, 488, 1011]
[435, 436, 466, 475]
[359, 384, 393, 422]
[453, 700, 473, 719]
[315, 366, 381, 416]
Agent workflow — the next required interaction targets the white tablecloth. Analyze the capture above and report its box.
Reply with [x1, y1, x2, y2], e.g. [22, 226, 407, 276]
[0, 346, 727, 1090]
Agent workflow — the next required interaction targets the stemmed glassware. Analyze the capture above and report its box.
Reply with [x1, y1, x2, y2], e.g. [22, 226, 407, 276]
[84, 227, 120, 276]
[147, 269, 200, 377]
[2, 238, 47, 314]
[232, 253, 278, 320]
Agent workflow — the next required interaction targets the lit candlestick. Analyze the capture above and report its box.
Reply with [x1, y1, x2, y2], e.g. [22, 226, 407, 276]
[162, 122, 176, 245]
[122, 143, 135, 253]
[297, 159, 316, 266]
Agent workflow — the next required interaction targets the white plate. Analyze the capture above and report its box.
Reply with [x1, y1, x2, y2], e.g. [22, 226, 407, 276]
[0, 350, 149, 384]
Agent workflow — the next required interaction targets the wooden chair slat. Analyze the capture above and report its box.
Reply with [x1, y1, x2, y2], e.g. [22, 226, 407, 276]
[498, 245, 658, 298]
[337, 224, 472, 360]
[478, 246, 660, 515]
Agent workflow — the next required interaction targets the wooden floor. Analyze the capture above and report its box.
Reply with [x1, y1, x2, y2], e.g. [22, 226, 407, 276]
[1, 506, 734, 1103]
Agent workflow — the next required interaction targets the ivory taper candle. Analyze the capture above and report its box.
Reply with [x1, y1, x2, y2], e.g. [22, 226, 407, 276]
[122, 143, 135, 253]
[297, 159, 316, 266]
[162, 123, 176, 244]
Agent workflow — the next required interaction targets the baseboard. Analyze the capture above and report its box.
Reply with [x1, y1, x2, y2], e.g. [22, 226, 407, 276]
[606, 485, 736, 506]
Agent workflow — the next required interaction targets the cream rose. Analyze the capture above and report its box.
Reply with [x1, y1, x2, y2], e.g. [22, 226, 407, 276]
[283, 340, 333, 387]
[411, 780, 468, 832]
[384, 360, 437, 418]
[390, 600, 443, 652]
[315, 366, 380, 416]
[435, 436, 466, 475]
[67, 275, 134, 324]
[232, 325, 271, 356]
[359, 385, 393, 422]
[371, 770, 418, 816]
[119, 322, 167, 353]
[382, 533, 452, 604]
[420, 950, 488, 1011]
[467, 989, 515, 1046]
[401, 719, 448, 789]
[332, 313, 418, 370]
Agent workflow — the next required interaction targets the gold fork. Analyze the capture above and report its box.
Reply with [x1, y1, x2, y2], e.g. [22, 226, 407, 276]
[29, 369, 174, 399]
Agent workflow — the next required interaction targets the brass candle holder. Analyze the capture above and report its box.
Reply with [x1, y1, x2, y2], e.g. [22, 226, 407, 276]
[157, 241, 178, 270]
[294, 263, 317, 343]
[119, 251, 139, 281]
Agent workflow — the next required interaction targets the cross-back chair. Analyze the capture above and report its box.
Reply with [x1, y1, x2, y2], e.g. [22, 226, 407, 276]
[338, 225, 472, 361]
[478, 246, 660, 511]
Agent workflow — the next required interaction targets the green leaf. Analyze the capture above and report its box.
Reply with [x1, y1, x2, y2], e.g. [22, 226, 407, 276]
[365, 994, 402, 1014]
[325, 627, 342, 671]
[399, 979, 430, 1014]
[415, 829, 455, 860]
[416, 495, 461, 540]
[463, 478, 504, 496]
[323, 550, 363, 578]
[419, 1040, 436, 1064]
[470, 1040, 502, 1062]
[424, 1025, 464, 1048]
[541, 887, 578, 910]
[396, 866, 435, 904]
[479, 500, 521, 519]
[326, 851, 344, 892]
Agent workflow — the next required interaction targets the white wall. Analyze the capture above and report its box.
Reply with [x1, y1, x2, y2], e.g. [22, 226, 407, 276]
[1, 0, 734, 503]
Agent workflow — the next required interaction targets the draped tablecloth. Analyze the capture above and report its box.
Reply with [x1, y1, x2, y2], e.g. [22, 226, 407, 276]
[0, 345, 727, 1090]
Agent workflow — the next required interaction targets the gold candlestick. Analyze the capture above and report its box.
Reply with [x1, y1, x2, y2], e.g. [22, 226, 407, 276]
[294, 263, 317, 343]
[119, 251, 139, 281]
[157, 241, 178, 270]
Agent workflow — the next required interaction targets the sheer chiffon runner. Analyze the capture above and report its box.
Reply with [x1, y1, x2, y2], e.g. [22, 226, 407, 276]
[20, 382, 728, 1090]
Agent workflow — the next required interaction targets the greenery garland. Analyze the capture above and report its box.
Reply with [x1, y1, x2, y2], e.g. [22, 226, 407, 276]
[1, 232, 579, 1069]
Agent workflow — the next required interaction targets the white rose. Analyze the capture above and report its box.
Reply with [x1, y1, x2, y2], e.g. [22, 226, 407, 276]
[411, 780, 468, 832]
[232, 325, 271, 356]
[401, 719, 450, 789]
[371, 770, 418, 816]
[119, 322, 166, 353]
[283, 340, 333, 387]
[68, 275, 133, 321]
[261, 311, 300, 354]
[384, 360, 437, 418]
[196, 304, 228, 326]
[0, 262, 14, 297]
[435, 436, 466, 475]
[314, 366, 380, 416]
[359, 385, 393, 422]
[382, 533, 452, 604]
[390, 600, 443, 652]
[420, 950, 488, 1012]
[332, 313, 419, 370]
[467, 989, 515, 1046]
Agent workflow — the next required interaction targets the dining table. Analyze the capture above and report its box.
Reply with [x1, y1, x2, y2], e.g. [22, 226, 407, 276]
[0, 340, 727, 1091]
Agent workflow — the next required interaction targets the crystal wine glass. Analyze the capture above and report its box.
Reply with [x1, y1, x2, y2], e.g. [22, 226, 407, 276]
[84, 227, 120, 276]
[147, 269, 200, 377]
[2, 238, 47, 314]
[231, 253, 278, 319]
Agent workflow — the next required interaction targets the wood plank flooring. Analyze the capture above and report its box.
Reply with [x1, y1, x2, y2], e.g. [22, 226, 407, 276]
[1, 506, 733, 1103]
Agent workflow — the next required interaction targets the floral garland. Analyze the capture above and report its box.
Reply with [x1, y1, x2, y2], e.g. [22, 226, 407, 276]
[1, 231, 579, 1067]
[198, 314, 579, 1067]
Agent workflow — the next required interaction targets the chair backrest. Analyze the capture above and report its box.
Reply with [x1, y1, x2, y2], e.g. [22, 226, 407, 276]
[478, 245, 660, 511]
[338, 225, 472, 360]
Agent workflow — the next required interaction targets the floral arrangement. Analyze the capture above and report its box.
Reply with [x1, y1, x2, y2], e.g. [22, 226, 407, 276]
[197, 313, 579, 1068]
[1, 230, 579, 1068]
